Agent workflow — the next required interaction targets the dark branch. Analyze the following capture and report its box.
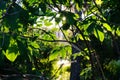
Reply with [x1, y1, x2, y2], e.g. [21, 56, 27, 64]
[29, 27, 55, 40]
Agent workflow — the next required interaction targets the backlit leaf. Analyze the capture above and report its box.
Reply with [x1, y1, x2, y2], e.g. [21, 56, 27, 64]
[103, 23, 112, 31]
[30, 42, 40, 48]
[49, 50, 59, 61]
[3, 38, 19, 62]
[4, 50, 19, 62]
[94, 28, 104, 42]
[116, 28, 120, 36]
[44, 21, 53, 26]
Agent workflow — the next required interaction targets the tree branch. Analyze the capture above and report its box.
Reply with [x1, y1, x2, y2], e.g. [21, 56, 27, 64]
[46, 2, 59, 12]
[50, 64, 64, 80]
[37, 38, 70, 43]
[29, 27, 55, 40]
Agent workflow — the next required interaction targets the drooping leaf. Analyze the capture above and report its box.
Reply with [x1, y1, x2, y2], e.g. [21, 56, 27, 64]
[3, 50, 19, 62]
[94, 28, 104, 42]
[3, 38, 20, 62]
[103, 23, 112, 31]
[28, 46, 33, 55]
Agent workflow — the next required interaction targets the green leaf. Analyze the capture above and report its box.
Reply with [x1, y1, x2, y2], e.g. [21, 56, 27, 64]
[77, 34, 84, 40]
[116, 28, 120, 36]
[28, 46, 33, 55]
[103, 23, 112, 31]
[44, 21, 53, 26]
[4, 50, 19, 62]
[3, 38, 19, 62]
[60, 48, 66, 58]
[49, 47, 62, 61]
[30, 42, 40, 48]
[94, 28, 104, 42]
[49, 50, 59, 61]
[49, 46, 71, 61]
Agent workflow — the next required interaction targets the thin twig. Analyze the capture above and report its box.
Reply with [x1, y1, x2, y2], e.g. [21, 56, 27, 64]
[37, 38, 70, 43]
[50, 64, 64, 80]
[51, 0, 61, 12]
[46, 2, 59, 12]
[59, 25, 68, 40]
[58, 25, 82, 52]
[29, 27, 55, 40]
[94, 51, 106, 80]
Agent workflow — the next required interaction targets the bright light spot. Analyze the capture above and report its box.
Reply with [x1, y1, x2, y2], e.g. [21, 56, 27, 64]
[57, 59, 70, 67]
[56, 14, 60, 18]
[33, 24, 37, 27]
[62, 17, 66, 21]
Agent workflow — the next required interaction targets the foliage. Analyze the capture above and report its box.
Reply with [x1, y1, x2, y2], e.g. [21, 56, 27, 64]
[106, 60, 120, 75]
[0, 0, 120, 80]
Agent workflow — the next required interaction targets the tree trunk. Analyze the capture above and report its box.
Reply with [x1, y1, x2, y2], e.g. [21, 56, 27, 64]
[70, 45, 81, 80]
